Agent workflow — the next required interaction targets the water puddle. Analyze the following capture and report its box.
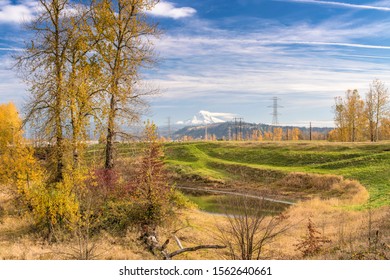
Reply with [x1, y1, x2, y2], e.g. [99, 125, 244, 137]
[179, 187, 292, 216]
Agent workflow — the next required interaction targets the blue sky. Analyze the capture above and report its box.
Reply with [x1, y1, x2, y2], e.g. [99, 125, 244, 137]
[2, 0, 390, 127]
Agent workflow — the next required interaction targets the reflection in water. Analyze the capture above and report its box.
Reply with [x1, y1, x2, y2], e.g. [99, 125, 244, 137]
[184, 191, 290, 216]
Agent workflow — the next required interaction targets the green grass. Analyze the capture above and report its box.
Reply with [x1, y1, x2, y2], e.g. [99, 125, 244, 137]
[85, 141, 390, 208]
[163, 141, 390, 208]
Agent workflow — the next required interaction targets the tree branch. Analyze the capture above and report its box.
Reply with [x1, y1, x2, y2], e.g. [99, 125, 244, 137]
[164, 245, 226, 260]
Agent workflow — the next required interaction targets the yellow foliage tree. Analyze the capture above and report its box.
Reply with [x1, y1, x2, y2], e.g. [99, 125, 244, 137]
[263, 131, 273, 141]
[0, 103, 79, 237]
[333, 90, 367, 142]
[0, 103, 40, 190]
[273, 127, 283, 141]
[380, 118, 390, 140]
[251, 129, 263, 141]
[91, 0, 160, 170]
[292, 128, 301, 141]
[0, 102, 22, 148]
[327, 129, 338, 141]
[365, 79, 389, 141]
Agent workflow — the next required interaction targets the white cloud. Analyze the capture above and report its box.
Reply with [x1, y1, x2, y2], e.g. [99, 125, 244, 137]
[276, 41, 390, 50]
[282, 0, 390, 11]
[2, 1, 390, 126]
[147, 17, 390, 125]
[147, 1, 196, 19]
[0, 1, 88, 24]
[0, 0, 196, 23]
[154, 18, 390, 62]
[0, 47, 24, 51]
[0, 0, 38, 24]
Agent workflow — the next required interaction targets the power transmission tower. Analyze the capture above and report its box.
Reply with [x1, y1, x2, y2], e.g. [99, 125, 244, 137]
[234, 118, 238, 141]
[268, 97, 283, 126]
[267, 97, 283, 141]
[234, 117, 243, 141]
[167, 117, 172, 140]
[239, 118, 243, 140]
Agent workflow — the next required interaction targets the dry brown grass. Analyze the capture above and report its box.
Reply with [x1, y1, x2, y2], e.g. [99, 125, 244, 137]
[276, 172, 369, 203]
[1, 184, 225, 260]
[0, 205, 388, 260]
[269, 198, 389, 259]
[0, 210, 226, 260]
[154, 199, 388, 260]
[0, 183, 386, 260]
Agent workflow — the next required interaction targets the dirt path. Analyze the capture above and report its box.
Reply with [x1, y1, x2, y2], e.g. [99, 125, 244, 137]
[176, 186, 295, 205]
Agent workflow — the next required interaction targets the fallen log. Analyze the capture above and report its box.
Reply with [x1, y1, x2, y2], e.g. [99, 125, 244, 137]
[140, 225, 226, 259]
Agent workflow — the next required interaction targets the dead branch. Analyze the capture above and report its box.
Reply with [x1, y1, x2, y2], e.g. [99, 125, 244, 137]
[140, 227, 226, 260]
[163, 244, 226, 260]
[173, 235, 183, 249]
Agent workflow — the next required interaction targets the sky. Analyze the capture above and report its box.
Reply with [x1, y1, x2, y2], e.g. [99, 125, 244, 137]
[2, 1, 390, 127]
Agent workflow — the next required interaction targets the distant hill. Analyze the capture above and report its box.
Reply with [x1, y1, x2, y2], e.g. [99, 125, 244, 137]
[172, 121, 332, 140]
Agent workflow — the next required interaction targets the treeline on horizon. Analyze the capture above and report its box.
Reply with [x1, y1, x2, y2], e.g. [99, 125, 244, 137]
[171, 122, 331, 142]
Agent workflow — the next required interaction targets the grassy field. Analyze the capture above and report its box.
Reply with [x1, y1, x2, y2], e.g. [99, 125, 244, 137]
[163, 141, 390, 208]
[1, 140, 390, 260]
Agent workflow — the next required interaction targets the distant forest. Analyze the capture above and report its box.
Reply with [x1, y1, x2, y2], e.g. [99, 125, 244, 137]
[171, 122, 331, 141]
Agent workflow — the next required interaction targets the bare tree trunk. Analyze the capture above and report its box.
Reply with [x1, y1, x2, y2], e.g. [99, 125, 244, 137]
[54, 3, 65, 182]
[375, 103, 380, 142]
[105, 94, 116, 170]
[55, 106, 65, 182]
[92, 0, 159, 170]
[370, 121, 375, 142]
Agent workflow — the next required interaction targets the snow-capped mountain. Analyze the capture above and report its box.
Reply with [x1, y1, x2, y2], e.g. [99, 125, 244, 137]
[177, 110, 236, 125]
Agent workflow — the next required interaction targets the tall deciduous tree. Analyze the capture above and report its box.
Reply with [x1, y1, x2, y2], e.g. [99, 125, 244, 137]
[273, 127, 283, 141]
[0, 103, 41, 200]
[91, 0, 159, 170]
[333, 96, 348, 142]
[16, 0, 79, 182]
[365, 79, 389, 142]
[291, 127, 301, 141]
[345, 89, 365, 142]
[333, 90, 365, 142]
[63, 4, 102, 169]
